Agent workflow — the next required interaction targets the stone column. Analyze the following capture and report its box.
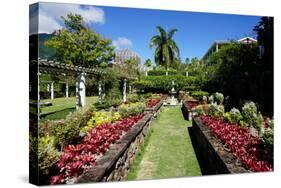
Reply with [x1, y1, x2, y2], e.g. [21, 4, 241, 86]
[65, 81, 69, 98]
[123, 78, 127, 102]
[166, 71, 168, 76]
[76, 73, 86, 109]
[98, 81, 102, 104]
[51, 81, 54, 100]
[186, 72, 189, 77]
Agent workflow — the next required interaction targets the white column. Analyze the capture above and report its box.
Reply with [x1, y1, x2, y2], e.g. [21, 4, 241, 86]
[166, 71, 168, 76]
[65, 82, 69, 98]
[47, 83, 50, 92]
[51, 81, 54, 100]
[186, 72, 189, 77]
[145, 71, 148, 76]
[76, 73, 86, 109]
[123, 78, 127, 102]
[98, 81, 102, 104]
[216, 43, 219, 52]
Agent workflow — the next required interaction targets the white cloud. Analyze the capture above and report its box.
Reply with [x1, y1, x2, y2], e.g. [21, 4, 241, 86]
[30, 2, 105, 35]
[112, 37, 133, 50]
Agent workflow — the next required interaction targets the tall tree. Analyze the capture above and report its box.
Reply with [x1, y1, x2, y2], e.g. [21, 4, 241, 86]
[149, 26, 180, 70]
[45, 13, 115, 68]
[144, 59, 152, 68]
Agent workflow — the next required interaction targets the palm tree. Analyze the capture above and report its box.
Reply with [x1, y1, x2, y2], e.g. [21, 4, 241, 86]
[149, 26, 180, 70]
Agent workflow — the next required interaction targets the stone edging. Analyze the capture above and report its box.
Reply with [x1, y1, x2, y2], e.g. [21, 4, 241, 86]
[145, 100, 163, 117]
[181, 102, 193, 120]
[73, 113, 154, 183]
[190, 117, 249, 175]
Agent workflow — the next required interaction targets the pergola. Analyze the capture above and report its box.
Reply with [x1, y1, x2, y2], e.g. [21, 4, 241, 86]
[31, 58, 134, 114]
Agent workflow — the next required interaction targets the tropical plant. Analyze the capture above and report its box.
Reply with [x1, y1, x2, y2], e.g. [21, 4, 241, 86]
[150, 26, 180, 70]
[241, 101, 263, 130]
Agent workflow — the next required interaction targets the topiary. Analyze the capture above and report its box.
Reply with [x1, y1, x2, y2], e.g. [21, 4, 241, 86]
[241, 101, 263, 130]
[208, 103, 225, 118]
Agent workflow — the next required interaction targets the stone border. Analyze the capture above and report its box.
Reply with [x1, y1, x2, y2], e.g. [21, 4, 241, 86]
[181, 102, 194, 121]
[74, 113, 154, 183]
[190, 117, 249, 175]
[145, 100, 163, 117]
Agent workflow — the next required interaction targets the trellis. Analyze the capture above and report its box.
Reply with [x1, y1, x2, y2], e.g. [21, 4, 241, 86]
[31, 58, 135, 114]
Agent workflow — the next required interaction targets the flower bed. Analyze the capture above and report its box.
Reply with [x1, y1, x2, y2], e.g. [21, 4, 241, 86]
[200, 115, 272, 172]
[145, 98, 163, 117]
[146, 98, 161, 108]
[50, 114, 146, 185]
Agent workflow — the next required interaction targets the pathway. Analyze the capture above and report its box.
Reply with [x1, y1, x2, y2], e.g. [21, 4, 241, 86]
[127, 106, 201, 180]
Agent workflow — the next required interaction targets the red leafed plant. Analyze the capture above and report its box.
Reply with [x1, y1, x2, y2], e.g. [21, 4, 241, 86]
[146, 98, 161, 108]
[50, 114, 144, 185]
[200, 115, 273, 172]
[185, 101, 199, 109]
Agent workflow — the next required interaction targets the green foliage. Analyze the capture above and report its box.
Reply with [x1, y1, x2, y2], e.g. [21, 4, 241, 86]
[45, 13, 115, 68]
[127, 94, 141, 103]
[208, 104, 225, 118]
[150, 26, 180, 70]
[190, 91, 209, 101]
[132, 75, 204, 93]
[42, 107, 95, 149]
[224, 108, 243, 125]
[241, 101, 263, 130]
[144, 59, 152, 68]
[194, 105, 206, 116]
[147, 69, 179, 76]
[118, 102, 145, 117]
[104, 87, 122, 107]
[208, 95, 214, 104]
[38, 136, 60, 176]
[261, 119, 273, 154]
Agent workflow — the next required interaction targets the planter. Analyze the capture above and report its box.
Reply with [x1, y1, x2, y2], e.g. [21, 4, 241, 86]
[73, 113, 153, 183]
[190, 117, 249, 175]
[145, 100, 163, 117]
[182, 101, 195, 121]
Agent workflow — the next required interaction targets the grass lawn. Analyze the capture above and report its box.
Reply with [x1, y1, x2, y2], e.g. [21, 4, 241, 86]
[127, 106, 201, 180]
[40, 96, 98, 121]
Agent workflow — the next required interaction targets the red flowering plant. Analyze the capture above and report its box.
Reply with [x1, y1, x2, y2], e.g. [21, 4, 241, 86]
[50, 114, 144, 185]
[199, 115, 273, 172]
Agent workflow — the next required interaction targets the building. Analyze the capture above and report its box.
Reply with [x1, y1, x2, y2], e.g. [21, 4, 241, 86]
[114, 49, 141, 64]
[202, 37, 257, 62]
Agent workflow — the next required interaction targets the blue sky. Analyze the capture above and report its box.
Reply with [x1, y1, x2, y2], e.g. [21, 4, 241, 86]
[31, 2, 261, 64]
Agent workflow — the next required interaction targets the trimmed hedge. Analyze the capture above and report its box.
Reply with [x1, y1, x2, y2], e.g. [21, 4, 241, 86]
[132, 75, 205, 93]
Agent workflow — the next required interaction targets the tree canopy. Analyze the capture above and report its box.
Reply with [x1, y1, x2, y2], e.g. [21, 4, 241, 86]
[45, 13, 115, 68]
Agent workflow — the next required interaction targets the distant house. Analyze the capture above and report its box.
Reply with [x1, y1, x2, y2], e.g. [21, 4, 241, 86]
[114, 49, 141, 64]
[202, 37, 257, 62]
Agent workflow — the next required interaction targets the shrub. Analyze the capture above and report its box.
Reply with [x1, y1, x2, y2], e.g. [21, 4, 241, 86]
[202, 96, 207, 104]
[48, 107, 95, 149]
[229, 108, 243, 124]
[208, 95, 214, 104]
[119, 102, 145, 117]
[242, 101, 263, 130]
[38, 136, 60, 176]
[208, 104, 225, 118]
[214, 92, 224, 105]
[127, 94, 140, 103]
[190, 91, 209, 101]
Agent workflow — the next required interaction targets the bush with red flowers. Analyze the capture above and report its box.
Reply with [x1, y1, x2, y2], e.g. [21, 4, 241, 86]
[50, 114, 144, 185]
[199, 115, 273, 172]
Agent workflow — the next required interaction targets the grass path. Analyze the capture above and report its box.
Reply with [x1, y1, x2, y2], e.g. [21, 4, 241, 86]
[127, 106, 201, 180]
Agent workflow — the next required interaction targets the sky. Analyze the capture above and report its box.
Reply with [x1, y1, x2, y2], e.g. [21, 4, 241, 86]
[30, 2, 262, 64]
